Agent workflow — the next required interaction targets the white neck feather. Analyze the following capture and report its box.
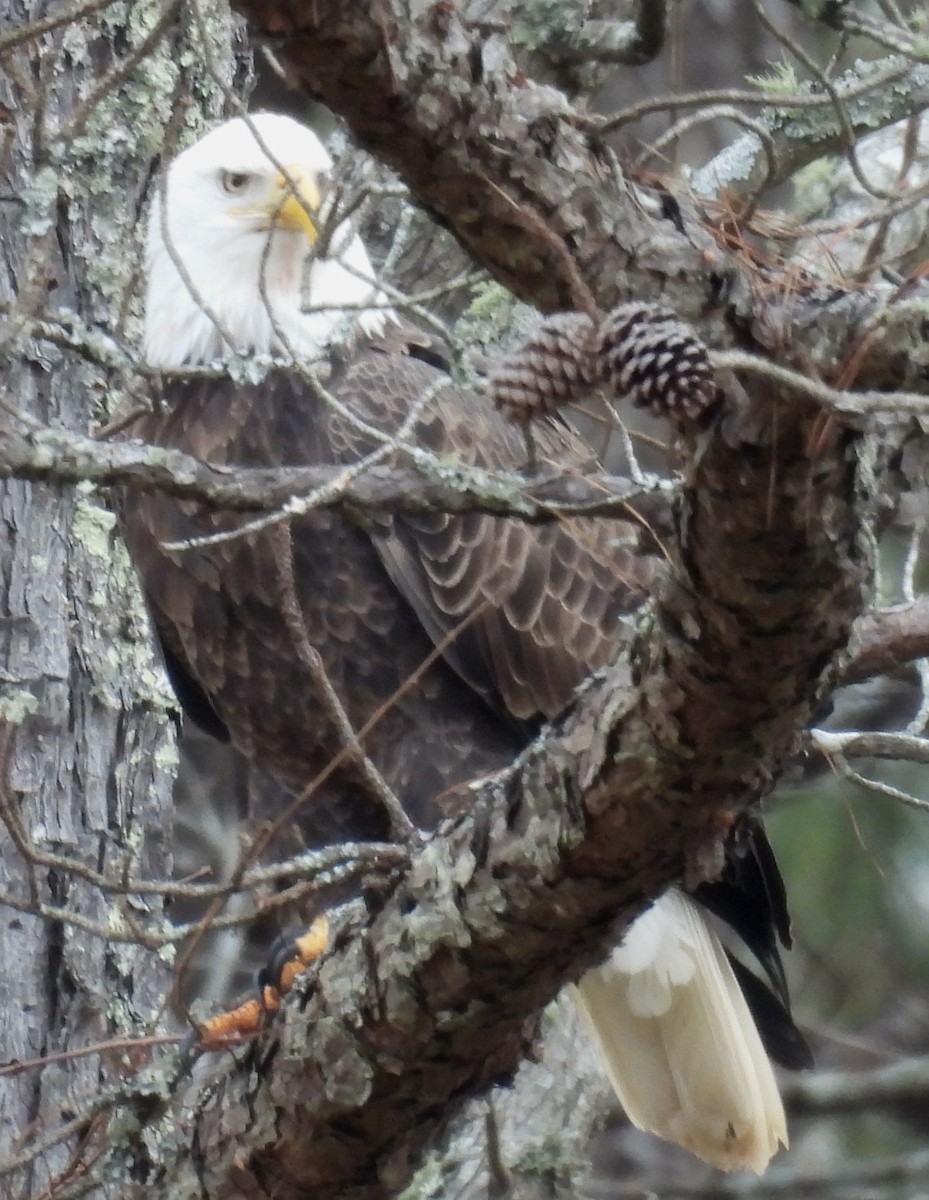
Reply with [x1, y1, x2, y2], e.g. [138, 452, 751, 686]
[143, 206, 389, 370]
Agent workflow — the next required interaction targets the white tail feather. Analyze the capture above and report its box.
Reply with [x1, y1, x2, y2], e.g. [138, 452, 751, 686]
[573, 890, 787, 1174]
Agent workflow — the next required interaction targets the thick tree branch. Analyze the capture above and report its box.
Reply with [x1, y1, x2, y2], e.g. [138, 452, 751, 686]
[235, 0, 729, 320]
[459, 0, 667, 88]
[91, 384, 873, 1200]
[232, 1, 929, 398]
[7, 7, 918, 1187]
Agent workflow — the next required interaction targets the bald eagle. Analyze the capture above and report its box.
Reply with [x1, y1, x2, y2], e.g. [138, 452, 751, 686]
[120, 113, 809, 1174]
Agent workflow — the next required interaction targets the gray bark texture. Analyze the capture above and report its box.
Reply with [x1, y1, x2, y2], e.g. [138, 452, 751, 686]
[0, 2, 229, 1195]
[1, 1, 928, 1199]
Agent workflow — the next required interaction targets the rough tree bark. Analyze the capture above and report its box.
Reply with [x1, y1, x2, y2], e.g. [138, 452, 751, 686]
[0, 3, 230, 1195]
[233, 0, 929, 392]
[126, 383, 873, 1200]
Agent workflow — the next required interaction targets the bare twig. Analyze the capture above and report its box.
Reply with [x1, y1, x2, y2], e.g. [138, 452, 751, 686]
[0, 410, 668, 519]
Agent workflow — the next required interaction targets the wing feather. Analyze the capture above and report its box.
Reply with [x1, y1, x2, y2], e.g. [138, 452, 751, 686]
[308, 335, 663, 724]
[119, 330, 805, 1075]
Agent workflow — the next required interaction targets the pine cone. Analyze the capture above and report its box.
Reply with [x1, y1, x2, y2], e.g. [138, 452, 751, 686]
[596, 303, 720, 424]
[489, 312, 598, 422]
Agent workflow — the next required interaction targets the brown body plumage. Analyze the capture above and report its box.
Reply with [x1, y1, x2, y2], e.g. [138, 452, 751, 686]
[120, 114, 810, 1174]
[121, 333, 658, 839]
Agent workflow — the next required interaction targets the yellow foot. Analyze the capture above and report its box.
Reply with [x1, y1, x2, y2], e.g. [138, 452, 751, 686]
[195, 914, 330, 1049]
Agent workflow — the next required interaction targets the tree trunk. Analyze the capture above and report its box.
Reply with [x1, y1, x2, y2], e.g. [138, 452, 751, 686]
[0, 4, 232, 1193]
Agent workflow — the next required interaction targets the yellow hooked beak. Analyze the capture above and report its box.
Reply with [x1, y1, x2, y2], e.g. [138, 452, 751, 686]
[262, 166, 322, 245]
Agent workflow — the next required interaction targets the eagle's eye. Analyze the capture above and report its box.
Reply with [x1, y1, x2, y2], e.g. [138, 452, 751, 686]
[221, 170, 251, 194]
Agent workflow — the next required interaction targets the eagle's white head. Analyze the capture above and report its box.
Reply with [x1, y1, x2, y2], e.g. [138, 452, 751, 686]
[143, 113, 387, 369]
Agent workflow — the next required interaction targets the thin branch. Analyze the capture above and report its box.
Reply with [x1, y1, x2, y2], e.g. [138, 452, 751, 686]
[644, 1147, 929, 1198]
[848, 597, 929, 682]
[0, 852, 394, 946]
[0, 0, 120, 56]
[0, 1034, 181, 1080]
[711, 350, 929, 418]
[692, 57, 929, 198]
[159, 372, 451, 551]
[812, 729, 929, 812]
[783, 1052, 929, 1115]
[602, 84, 854, 136]
[272, 522, 419, 841]
[0, 413, 669, 519]
[811, 727, 929, 769]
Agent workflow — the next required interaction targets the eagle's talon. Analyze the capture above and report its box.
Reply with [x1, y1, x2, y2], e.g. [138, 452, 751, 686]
[262, 914, 331, 997]
[194, 915, 330, 1051]
[194, 995, 271, 1050]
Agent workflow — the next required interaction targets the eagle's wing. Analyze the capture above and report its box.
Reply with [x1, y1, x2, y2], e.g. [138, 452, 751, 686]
[120, 335, 660, 835]
[119, 328, 808, 1171]
[327, 335, 663, 724]
[120, 328, 794, 995]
